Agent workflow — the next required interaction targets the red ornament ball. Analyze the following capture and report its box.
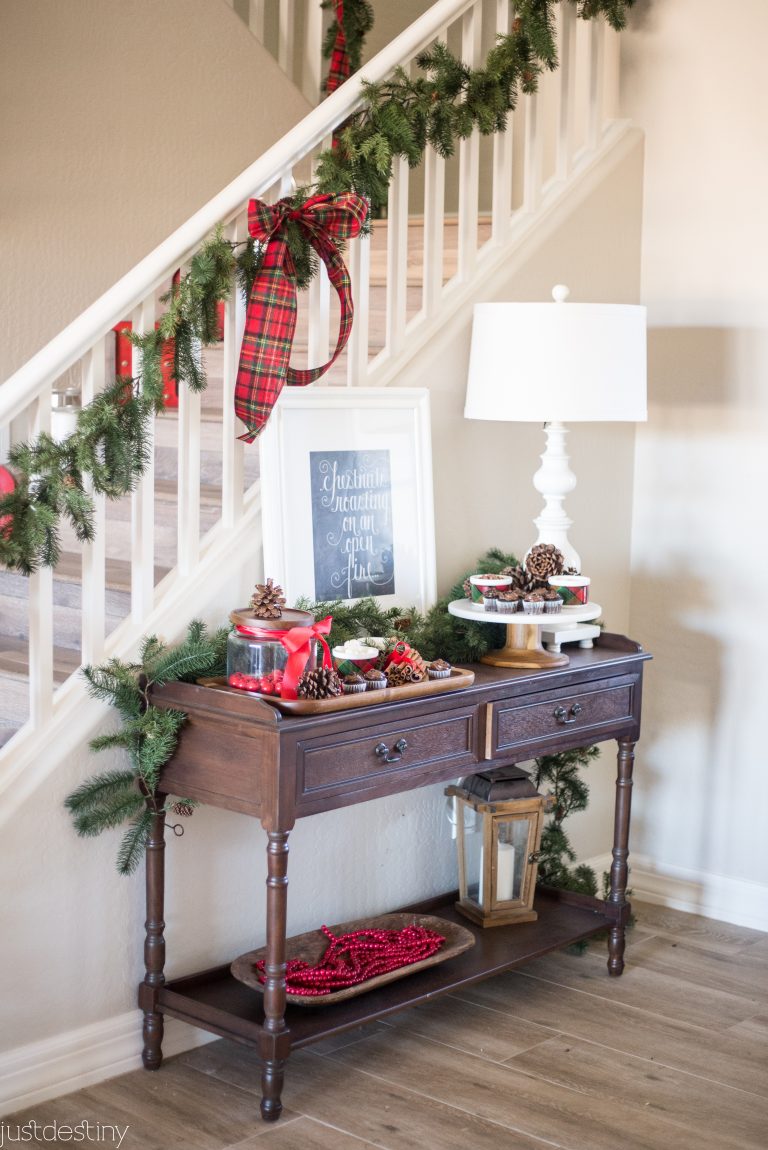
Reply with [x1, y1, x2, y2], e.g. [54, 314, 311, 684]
[0, 465, 15, 538]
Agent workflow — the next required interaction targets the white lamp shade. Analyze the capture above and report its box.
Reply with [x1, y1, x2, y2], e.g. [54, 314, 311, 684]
[465, 299, 647, 423]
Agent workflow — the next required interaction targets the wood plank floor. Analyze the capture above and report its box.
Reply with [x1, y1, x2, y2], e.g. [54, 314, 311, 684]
[7, 902, 768, 1149]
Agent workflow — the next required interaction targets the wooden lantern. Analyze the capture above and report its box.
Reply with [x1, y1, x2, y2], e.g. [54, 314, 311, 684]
[445, 767, 553, 927]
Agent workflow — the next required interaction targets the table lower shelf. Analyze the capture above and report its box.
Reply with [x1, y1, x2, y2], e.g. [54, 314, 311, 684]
[156, 888, 616, 1050]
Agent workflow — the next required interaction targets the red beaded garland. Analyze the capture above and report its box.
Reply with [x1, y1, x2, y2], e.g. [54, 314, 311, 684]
[254, 924, 445, 996]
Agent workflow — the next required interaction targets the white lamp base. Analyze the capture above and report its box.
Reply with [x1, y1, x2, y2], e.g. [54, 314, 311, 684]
[529, 421, 581, 573]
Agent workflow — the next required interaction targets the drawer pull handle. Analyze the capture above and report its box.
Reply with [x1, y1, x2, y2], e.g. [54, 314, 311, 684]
[375, 738, 408, 763]
[554, 703, 583, 725]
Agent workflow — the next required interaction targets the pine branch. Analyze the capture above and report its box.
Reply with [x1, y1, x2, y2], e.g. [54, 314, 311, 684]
[116, 810, 154, 876]
[82, 660, 143, 719]
[146, 642, 225, 687]
[66, 619, 229, 874]
[70, 791, 146, 838]
[64, 769, 138, 816]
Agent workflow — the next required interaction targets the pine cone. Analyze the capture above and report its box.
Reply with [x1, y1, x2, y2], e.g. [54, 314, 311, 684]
[463, 577, 473, 600]
[171, 801, 195, 818]
[504, 565, 528, 591]
[525, 544, 565, 582]
[386, 662, 424, 687]
[297, 667, 342, 699]
[250, 577, 286, 619]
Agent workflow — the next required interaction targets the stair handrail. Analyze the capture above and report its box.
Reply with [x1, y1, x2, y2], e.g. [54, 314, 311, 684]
[0, 0, 477, 426]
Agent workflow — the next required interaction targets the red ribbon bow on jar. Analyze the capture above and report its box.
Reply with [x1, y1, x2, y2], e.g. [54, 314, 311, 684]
[234, 192, 369, 442]
[280, 616, 334, 699]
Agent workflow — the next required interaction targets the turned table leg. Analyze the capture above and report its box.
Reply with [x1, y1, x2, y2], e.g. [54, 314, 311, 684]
[606, 739, 635, 977]
[140, 799, 167, 1069]
[259, 829, 291, 1121]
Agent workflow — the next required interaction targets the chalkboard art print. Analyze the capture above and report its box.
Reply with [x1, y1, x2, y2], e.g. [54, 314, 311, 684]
[310, 450, 395, 599]
[259, 387, 437, 613]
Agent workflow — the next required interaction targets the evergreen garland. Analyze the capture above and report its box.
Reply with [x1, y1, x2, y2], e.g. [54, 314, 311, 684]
[64, 620, 229, 875]
[1, 0, 636, 575]
[533, 744, 601, 894]
[67, 550, 602, 887]
[315, 0, 636, 212]
[0, 231, 245, 575]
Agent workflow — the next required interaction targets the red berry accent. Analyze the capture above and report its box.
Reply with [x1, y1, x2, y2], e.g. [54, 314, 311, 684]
[253, 924, 445, 996]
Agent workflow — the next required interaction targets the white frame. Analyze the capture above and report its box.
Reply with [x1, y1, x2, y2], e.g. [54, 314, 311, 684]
[260, 387, 437, 613]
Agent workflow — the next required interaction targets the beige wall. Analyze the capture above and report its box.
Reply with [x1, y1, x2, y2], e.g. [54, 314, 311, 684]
[621, 0, 768, 926]
[0, 0, 310, 381]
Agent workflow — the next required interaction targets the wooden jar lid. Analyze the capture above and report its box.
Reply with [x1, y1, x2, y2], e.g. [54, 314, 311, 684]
[230, 607, 315, 634]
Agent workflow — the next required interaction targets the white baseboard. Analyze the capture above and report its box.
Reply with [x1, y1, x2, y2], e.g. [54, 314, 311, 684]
[583, 852, 768, 934]
[0, 1010, 217, 1118]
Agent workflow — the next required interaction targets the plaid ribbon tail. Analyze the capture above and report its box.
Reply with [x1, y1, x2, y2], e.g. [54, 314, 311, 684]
[324, 0, 351, 94]
[234, 193, 368, 441]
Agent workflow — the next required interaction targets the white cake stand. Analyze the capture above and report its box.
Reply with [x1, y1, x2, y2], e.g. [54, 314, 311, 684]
[447, 599, 602, 670]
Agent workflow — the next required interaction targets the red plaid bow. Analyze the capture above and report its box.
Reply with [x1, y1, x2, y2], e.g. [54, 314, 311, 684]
[235, 192, 369, 441]
[324, 0, 351, 94]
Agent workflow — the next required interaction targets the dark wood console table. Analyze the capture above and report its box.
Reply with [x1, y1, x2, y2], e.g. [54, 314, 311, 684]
[142, 632, 650, 1121]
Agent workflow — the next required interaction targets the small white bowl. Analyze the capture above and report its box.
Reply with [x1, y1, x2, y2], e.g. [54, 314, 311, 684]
[470, 573, 512, 594]
[547, 575, 590, 606]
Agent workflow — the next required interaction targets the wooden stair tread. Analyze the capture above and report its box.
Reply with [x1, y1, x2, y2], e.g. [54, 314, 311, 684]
[0, 637, 81, 683]
[154, 479, 221, 506]
[54, 552, 170, 591]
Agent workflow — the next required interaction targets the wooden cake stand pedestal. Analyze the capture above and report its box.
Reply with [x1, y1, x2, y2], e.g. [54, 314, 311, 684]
[447, 600, 602, 670]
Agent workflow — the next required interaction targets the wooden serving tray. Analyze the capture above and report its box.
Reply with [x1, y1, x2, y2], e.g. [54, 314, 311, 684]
[231, 913, 476, 1006]
[198, 667, 474, 715]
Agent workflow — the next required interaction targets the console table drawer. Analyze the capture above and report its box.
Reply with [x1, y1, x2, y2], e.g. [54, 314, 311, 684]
[493, 677, 637, 754]
[296, 707, 479, 808]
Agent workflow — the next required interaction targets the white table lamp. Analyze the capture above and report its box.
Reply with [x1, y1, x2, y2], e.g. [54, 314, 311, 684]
[464, 285, 647, 572]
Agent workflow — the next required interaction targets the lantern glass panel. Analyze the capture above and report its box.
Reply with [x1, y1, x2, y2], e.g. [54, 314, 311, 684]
[495, 817, 531, 903]
[463, 806, 484, 904]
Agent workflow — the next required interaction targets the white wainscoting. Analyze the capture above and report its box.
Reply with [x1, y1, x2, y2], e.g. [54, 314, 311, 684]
[584, 852, 768, 933]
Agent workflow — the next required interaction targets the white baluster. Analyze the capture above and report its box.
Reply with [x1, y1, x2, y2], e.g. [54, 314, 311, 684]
[523, 89, 543, 212]
[278, 0, 295, 80]
[385, 154, 409, 359]
[602, 20, 621, 122]
[308, 258, 331, 369]
[587, 17, 605, 151]
[423, 142, 446, 318]
[556, 1, 576, 181]
[457, 2, 482, 280]
[80, 340, 107, 665]
[491, 0, 513, 245]
[302, 0, 325, 103]
[130, 296, 156, 625]
[346, 231, 371, 385]
[177, 352, 201, 577]
[222, 211, 247, 527]
[28, 386, 54, 727]
[306, 139, 331, 373]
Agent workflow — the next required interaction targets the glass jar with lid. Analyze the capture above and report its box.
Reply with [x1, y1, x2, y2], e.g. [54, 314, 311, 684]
[227, 606, 317, 695]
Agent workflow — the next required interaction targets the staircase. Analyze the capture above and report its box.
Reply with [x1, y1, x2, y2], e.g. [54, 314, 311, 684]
[0, 0, 631, 807]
